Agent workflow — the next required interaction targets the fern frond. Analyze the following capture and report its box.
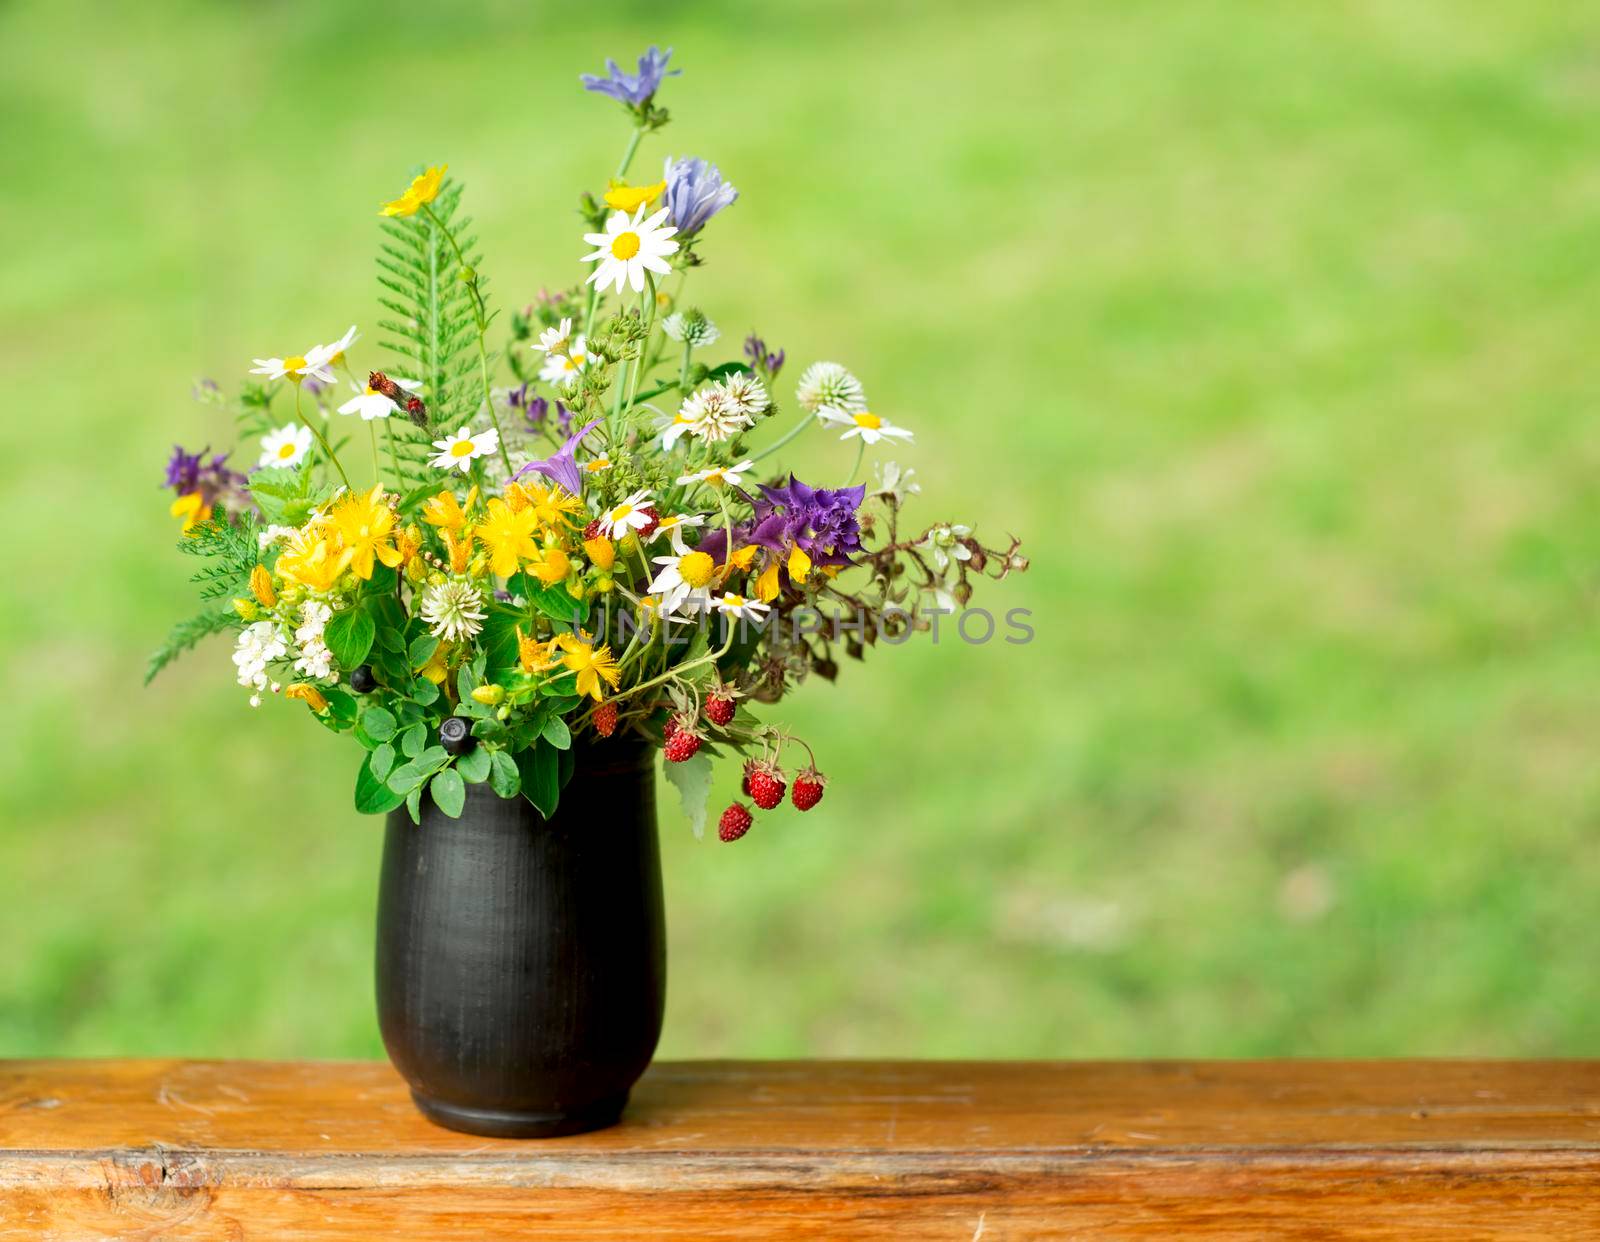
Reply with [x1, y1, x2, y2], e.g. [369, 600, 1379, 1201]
[145, 609, 241, 685]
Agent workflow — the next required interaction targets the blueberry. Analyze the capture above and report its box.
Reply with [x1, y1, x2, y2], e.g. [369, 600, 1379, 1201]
[349, 665, 377, 694]
[440, 716, 474, 756]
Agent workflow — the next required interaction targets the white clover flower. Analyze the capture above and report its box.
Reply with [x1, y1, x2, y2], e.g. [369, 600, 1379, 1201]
[679, 386, 752, 443]
[796, 361, 866, 416]
[420, 579, 487, 642]
[717, 372, 769, 420]
[662, 310, 720, 347]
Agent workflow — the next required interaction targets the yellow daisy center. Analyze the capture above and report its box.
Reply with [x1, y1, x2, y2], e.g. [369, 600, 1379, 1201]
[277, 442, 297, 459]
[854, 411, 882, 429]
[611, 231, 641, 260]
[364, 385, 380, 396]
[723, 594, 746, 607]
[450, 440, 476, 458]
[610, 503, 633, 523]
[585, 458, 610, 473]
[283, 354, 306, 372]
[679, 551, 715, 588]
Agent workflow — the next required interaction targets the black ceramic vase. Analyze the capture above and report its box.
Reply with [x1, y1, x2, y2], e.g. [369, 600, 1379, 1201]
[375, 738, 664, 1138]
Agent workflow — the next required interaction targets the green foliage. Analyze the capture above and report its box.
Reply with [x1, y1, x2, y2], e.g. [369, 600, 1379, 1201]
[144, 609, 241, 685]
[248, 466, 329, 527]
[175, 513, 261, 603]
[323, 606, 375, 669]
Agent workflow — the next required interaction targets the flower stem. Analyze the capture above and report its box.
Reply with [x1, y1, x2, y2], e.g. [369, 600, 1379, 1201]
[616, 124, 645, 180]
[297, 386, 350, 489]
[367, 420, 381, 482]
[844, 439, 866, 487]
[748, 410, 814, 464]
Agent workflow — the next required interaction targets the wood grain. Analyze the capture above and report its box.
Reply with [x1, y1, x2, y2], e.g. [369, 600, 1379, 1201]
[3, 1059, 1599, 1238]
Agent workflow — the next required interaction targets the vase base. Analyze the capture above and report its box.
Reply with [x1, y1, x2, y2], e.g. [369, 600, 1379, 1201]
[410, 1089, 628, 1138]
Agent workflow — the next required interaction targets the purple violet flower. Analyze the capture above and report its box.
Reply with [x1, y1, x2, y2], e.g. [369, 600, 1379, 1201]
[662, 156, 739, 237]
[580, 46, 680, 109]
[515, 416, 604, 496]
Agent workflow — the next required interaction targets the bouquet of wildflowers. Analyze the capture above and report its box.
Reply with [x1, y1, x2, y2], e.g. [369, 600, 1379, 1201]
[154, 47, 1026, 840]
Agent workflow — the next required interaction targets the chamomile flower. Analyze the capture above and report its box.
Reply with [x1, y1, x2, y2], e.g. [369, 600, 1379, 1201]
[538, 335, 590, 388]
[597, 489, 655, 538]
[259, 422, 314, 469]
[658, 406, 700, 451]
[820, 408, 914, 445]
[796, 361, 866, 415]
[533, 317, 574, 355]
[662, 309, 719, 347]
[718, 372, 769, 420]
[250, 346, 339, 386]
[337, 376, 420, 420]
[581, 203, 680, 295]
[649, 511, 706, 552]
[677, 460, 754, 489]
[321, 324, 360, 367]
[648, 548, 720, 616]
[429, 425, 501, 473]
[582, 454, 614, 475]
[420, 578, 487, 642]
[713, 592, 771, 624]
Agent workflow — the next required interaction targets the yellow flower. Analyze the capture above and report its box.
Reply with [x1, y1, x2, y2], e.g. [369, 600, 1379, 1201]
[555, 633, 621, 701]
[422, 488, 475, 533]
[727, 544, 759, 571]
[527, 544, 572, 587]
[517, 627, 562, 674]
[327, 485, 405, 581]
[787, 544, 812, 583]
[169, 491, 211, 532]
[275, 528, 355, 593]
[584, 535, 616, 572]
[396, 524, 423, 568]
[419, 648, 450, 684]
[755, 559, 782, 603]
[380, 164, 447, 217]
[514, 480, 584, 529]
[250, 564, 277, 608]
[443, 527, 475, 575]
[476, 497, 542, 578]
[284, 683, 329, 713]
[603, 178, 666, 213]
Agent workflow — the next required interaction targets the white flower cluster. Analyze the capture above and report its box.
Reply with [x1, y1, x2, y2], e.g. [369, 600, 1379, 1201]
[233, 621, 287, 707]
[661, 372, 770, 450]
[662, 310, 719, 347]
[293, 600, 337, 681]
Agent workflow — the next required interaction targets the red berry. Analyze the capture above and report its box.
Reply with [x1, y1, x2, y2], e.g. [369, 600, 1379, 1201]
[583, 517, 603, 541]
[790, 767, 827, 811]
[740, 760, 756, 797]
[663, 716, 701, 763]
[592, 701, 618, 738]
[718, 802, 753, 842]
[748, 762, 786, 811]
[663, 714, 680, 742]
[704, 692, 736, 727]
[637, 505, 660, 538]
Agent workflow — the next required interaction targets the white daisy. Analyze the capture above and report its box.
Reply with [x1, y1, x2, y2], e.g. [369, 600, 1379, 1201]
[420, 578, 487, 642]
[597, 489, 655, 538]
[718, 372, 769, 420]
[649, 511, 706, 552]
[539, 335, 590, 388]
[678, 460, 754, 489]
[581, 204, 680, 295]
[819, 409, 914, 446]
[647, 548, 721, 616]
[250, 345, 339, 386]
[429, 425, 500, 473]
[533, 317, 574, 355]
[712, 592, 771, 623]
[337, 376, 420, 421]
[259, 422, 314, 469]
[796, 361, 866, 415]
[662, 310, 719, 347]
[581, 455, 614, 475]
[679, 386, 752, 444]
[658, 406, 701, 451]
[320, 324, 360, 367]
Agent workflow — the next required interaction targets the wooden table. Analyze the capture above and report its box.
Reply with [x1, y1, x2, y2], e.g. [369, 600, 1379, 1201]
[2, 1060, 1598, 1238]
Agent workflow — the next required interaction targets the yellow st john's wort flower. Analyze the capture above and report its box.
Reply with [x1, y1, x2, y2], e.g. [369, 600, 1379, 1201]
[526, 544, 572, 587]
[169, 491, 211, 532]
[476, 497, 542, 578]
[517, 627, 562, 675]
[583, 535, 616, 572]
[421, 487, 477, 533]
[418, 647, 450, 685]
[249, 564, 277, 608]
[284, 683, 329, 713]
[443, 527, 475, 575]
[380, 164, 447, 217]
[509, 480, 584, 529]
[327, 485, 406, 580]
[603, 178, 666, 213]
[275, 528, 355, 593]
[555, 633, 622, 702]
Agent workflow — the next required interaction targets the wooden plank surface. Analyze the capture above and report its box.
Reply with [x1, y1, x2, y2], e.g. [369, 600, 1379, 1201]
[2, 1059, 1599, 1238]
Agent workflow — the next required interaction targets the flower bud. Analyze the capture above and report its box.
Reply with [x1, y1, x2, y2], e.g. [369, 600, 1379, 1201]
[233, 598, 258, 621]
[471, 684, 505, 706]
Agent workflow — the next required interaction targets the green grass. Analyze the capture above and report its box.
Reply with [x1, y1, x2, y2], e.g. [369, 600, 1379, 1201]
[4, 0, 1600, 1058]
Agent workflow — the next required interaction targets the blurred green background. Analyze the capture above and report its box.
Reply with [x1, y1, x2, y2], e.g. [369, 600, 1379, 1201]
[4, 0, 1600, 1060]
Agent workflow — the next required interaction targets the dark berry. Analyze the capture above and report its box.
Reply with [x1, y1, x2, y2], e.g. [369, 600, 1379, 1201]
[348, 665, 377, 694]
[439, 716, 474, 756]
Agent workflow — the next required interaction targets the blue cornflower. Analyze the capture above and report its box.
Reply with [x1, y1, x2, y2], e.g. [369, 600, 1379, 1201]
[662, 156, 739, 237]
[580, 46, 680, 109]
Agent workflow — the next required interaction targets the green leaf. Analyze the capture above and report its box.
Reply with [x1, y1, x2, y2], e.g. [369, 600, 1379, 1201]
[325, 605, 376, 669]
[378, 626, 408, 654]
[370, 742, 396, 781]
[356, 752, 406, 815]
[387, 745, 449, 794]
[471, 716, 510, 745]
[405, 785, 423, 825]
[662, 751, 714, 840]
[361, 705, 398, 742]
[515, 742, 559, 817]
[489, 749, 521, 799]
[321, 686, 359, 725]
[399, 722, 427, 758]
[410, 677, 441, 706]
[454, 745, 492, 784]
[430, 768, 466, 819]
[541, 715, 571, 750]
[409, 633, 439, 669]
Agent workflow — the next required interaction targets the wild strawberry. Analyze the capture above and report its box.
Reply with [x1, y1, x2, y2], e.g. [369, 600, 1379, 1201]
[704, 690, 736, 727]
[636, 505, 661, 538]
[718, 802, 753, 842]
[740, 759, 757, 797]
[583, 517, 603, 541]
[592, 701, 618, 738]
[663, 716, 701, 763]
[748, 761, 786, 811]
[790, 767, 827, 811]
